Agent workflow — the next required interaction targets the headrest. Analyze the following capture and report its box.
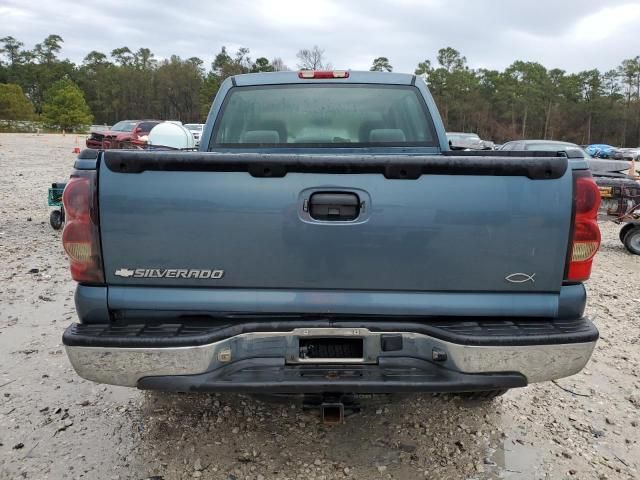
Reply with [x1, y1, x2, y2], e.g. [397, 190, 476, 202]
[369, 129, 406, 143]
[241, 130, 280, 144]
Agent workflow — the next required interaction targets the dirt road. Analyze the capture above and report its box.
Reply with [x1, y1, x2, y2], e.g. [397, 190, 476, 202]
[0, 134, 638, 480]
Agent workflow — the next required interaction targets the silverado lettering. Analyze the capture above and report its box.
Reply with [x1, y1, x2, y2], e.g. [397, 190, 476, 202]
[114, 268, 224, 279]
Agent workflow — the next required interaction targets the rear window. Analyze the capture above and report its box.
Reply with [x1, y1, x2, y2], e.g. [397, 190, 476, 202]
[138, 121, 160, 132]
[211, 84, 437, 148]
[111, 121, 137, 132]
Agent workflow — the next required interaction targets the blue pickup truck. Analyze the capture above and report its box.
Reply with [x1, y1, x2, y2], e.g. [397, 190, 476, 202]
[61, 70, 601, 408]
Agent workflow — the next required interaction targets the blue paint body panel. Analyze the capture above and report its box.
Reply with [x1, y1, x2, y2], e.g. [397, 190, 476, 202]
[99, 168, 572, 294]
[107, 285, 585, 318]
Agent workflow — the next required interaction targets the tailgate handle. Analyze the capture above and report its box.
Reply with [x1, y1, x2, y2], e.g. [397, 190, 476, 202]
[308, 192, 360, 221]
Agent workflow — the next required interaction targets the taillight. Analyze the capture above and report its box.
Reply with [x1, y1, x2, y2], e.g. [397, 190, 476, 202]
[566, 170, 601, 281]
[298, 70, 349, 79]
[62, 171, 104, 283]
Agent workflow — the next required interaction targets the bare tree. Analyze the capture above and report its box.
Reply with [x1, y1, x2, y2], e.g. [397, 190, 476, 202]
[296, 45, 331, 70]
[271, 57, 290, 71]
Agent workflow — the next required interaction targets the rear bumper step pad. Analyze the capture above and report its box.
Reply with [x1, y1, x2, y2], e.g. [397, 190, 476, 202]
[63, 316, 598, 348]
[63, 319, 598, 391]
[137, 357, 527, 394]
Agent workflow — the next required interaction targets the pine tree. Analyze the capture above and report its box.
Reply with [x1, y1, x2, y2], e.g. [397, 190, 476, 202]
[42, 78, 92, 131]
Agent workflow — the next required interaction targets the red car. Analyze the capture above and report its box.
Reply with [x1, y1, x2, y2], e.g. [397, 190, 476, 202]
[86, 120, 161, 149]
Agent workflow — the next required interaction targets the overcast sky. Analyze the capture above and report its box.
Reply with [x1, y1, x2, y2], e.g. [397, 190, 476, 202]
[1, 0, 639, 73]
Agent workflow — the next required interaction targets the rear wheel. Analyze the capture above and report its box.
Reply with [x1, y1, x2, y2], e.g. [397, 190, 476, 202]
[623, 226, 640, 255]
[49, 210, 63, 230]
[619, 223, 635, 243]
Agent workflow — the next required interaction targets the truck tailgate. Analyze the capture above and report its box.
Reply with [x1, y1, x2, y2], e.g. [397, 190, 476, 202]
[98, 151, 572, 298]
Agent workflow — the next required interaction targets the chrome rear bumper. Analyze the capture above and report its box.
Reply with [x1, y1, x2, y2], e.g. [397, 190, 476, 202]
[64, 326, 597, 389]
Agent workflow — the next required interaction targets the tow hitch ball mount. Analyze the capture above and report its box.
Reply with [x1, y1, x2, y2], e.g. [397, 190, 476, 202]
[302, 394, 372, 424]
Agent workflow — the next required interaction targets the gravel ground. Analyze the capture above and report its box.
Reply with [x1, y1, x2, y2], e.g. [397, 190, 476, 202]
[0, 133, 638, 480]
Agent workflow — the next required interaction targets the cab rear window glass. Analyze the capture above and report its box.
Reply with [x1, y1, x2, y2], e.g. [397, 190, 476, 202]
[138, 122, 160, 132]
[211, 84, 437, 148]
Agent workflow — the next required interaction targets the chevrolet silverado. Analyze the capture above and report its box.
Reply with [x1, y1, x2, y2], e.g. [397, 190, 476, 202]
[61, 70, 601, 412]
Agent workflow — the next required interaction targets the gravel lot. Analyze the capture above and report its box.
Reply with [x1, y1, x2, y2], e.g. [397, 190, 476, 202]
[0, 133, 638, 480]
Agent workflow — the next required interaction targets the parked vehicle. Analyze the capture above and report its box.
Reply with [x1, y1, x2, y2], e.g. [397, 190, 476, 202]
[585, 144, 624, 160]
[148, 122, 197, 149]
[498, 140, 631, 175]
[88, 124, 111, 133]
[47, 182, 66, 230]
[500, 140, 639, 254]
[86, 120, 161, 149]
[619, 147, 640, 160]
[61, 71, 601, 413]
[184, 123, 205, 147]
[446, 132, 494, 150]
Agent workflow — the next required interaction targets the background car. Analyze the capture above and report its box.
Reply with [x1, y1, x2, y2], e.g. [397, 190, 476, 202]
[86, 120, 161, 149]
[619, 147, 640, 160]
[88, 124, 111, 133]
[585, 144, 624, 160]
[499, 140, 638, 219]
[498, 140, 630, 175]
[446, 132, 494, 150]
[184, 123, 205, 147]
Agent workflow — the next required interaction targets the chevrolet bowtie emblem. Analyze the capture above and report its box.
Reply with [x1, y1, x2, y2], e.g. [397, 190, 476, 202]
[114, 268, 135, 278]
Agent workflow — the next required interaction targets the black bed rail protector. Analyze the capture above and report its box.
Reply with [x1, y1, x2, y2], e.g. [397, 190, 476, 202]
[63, 316, 598, 348]
[102, 150, 569, 180]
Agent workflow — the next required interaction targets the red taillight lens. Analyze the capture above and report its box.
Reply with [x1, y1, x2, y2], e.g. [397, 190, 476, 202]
[63, 175, 91, 221]
[574, 174, 600, 217]
[62, 172, 104, 284]
[566, 171, 601, 282]
[298, 70, 349, 79]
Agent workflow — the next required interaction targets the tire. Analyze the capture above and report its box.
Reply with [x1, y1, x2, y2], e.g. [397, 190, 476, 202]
[623, 226, 640, 255]
[619, 223, 635, 243]
[49, 210, 63, 230]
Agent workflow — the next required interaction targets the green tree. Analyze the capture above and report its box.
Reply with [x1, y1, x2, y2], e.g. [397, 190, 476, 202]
[424, 48, 482, 131]
[370, 57, 393, 72]
[33, 34, 63, 64]
[0, 83, 33, 121]
[0, 36, 25, 66]
[502, 61, 549, 137]
[155, 55, 203, 122]
[414, 60, 432, 77]
[134, 47, 156, 70]
[111, 46, 135, 66]
[76, 51, 115, 122]
[188, 57, 205, 74]
[252, 57, 274, 72]
[437, 47, 466, 73]
[83, 50, 110, 67]
[211, 46, 252, 78]
[42, 78, 92, 131]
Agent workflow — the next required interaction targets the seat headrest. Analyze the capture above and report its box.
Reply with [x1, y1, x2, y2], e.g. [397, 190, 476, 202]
[369, 129, 406, 143]
[240, 130, 280, 144]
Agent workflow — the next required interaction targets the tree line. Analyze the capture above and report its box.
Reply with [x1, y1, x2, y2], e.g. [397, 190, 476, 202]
[1, 34, 639, 145]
